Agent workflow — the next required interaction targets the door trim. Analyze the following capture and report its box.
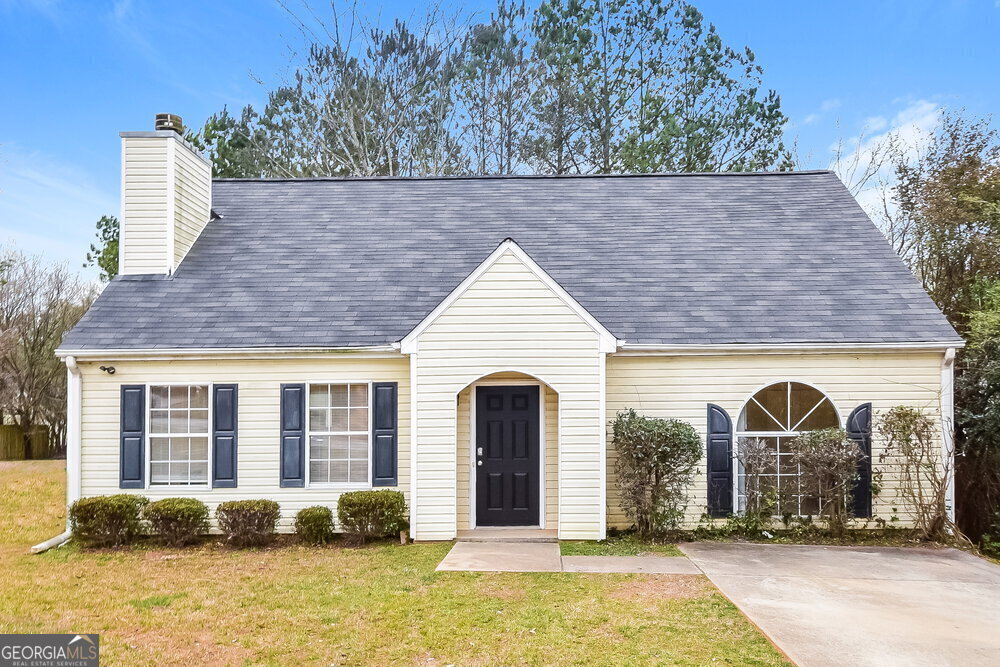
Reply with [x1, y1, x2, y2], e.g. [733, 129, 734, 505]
[469, 381, 546, 529]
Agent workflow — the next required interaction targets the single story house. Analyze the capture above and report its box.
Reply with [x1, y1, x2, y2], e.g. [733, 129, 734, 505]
[55, 116, 963, 541]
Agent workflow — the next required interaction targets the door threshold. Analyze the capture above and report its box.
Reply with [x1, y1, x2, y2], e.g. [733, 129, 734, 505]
[457, 528, 558, 543]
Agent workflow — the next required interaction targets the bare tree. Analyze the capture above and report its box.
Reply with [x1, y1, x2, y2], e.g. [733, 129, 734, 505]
[455, 0, 534, 174]
[251, 0, 471, 177]
[827, 123, 920, 256]
[736, 436, 777, 522]
[877, 406, 958, 542]
[829, 123, 901, 197]
[195, 0, 793, 178]
[0, 249, 95, 457]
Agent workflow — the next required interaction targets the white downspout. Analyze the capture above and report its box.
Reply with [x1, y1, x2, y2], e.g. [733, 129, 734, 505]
[408, 351, 418, 541]
[31, 355, 81, 553]
[941, 347, 956, 524]
[598, 352, 608, 540]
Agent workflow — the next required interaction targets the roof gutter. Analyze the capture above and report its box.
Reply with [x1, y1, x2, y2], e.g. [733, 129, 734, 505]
[57, 341, 966, 360]
[615, 341, 965, 356]
[54, 344, 402, 361]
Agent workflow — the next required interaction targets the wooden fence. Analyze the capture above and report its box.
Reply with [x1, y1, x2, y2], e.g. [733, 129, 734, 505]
[0, 425, 52, 460]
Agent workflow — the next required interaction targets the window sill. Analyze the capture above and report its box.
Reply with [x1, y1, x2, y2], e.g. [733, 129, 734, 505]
[305, 484, 373, 491]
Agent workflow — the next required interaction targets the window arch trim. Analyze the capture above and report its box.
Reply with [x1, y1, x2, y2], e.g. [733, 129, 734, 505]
[735, 379, 842, 436]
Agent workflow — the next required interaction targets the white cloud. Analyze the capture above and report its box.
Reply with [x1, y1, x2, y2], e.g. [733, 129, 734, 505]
[820, 98, 842, 113]
[103, 0, 209, 101]
[111, 0, 132, 21]
[0, 0, 59, 12]
[830, 98, 942, 225]
[0, 0, 64, 25]
[862, 115, 888, 132]
[798, 98, 843, 128]
[0, 145, 115, 277]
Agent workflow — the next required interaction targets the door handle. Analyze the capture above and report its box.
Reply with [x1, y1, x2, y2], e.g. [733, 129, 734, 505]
[477, 446, 483, 466]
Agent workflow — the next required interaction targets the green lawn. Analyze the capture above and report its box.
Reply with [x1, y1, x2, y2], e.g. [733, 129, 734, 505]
[0, 461, 786, 665]
[560, 535, 685, 557]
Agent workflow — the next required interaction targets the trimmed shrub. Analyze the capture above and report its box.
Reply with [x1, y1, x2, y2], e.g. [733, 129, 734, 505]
[337, 490, 407, 543]
[144, 498, 210, 547]
[215, 500, 280, 548]
[295, 505, 336, 545]
[612, 409, 702, 537]
[786, 427, 861, 538]
[69, 494, 149, 547]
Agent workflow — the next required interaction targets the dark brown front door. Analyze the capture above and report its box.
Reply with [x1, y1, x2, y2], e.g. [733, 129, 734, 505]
[475, 385, 540, 526]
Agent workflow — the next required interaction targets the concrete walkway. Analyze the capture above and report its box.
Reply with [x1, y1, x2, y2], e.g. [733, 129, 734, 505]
[436, 542, 700, 574]
[681, 542, 1000, 667]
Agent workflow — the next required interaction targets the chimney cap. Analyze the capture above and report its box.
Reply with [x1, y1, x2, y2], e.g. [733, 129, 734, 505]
[154, 113, 184, 134]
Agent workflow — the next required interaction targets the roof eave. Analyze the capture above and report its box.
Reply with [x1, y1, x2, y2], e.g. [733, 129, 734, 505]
[614, 341, 965, 356]
[55, 344, 402, 361]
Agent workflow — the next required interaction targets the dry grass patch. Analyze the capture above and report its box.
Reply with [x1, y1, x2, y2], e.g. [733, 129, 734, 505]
[0, 461, 787, 665]
[475, 576, 528, 601]
[609, 574, 713, 603]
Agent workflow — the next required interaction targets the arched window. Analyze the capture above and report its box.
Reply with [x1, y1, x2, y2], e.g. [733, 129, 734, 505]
[736, 381, 840, 516]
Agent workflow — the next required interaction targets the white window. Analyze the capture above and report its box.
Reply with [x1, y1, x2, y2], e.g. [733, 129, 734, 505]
[308, 383, 370, 485]
[149, 385, 210, 485]
[736, 381, 840, 516]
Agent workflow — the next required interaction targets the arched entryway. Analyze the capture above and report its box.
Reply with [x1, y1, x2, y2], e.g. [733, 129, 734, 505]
[456, 371, 559, 530]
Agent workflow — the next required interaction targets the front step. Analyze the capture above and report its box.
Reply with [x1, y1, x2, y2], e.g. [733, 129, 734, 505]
[456, 529, 558, 543]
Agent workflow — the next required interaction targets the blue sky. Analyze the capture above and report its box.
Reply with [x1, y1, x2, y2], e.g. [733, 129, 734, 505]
[1, 0, 998, 278]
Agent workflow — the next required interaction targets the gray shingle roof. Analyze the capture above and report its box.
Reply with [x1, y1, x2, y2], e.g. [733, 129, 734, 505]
[61, 171, 961, 350]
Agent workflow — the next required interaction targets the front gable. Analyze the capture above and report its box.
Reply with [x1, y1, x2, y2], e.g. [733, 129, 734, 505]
[400, 239, 618, 355]
[407, 239, 611, 540]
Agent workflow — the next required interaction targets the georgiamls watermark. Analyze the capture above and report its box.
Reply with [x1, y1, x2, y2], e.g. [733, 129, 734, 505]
[0, 634, 99, 667]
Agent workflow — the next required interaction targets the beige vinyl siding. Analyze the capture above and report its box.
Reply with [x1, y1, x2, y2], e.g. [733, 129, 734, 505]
[456, 375, 558, 530]
[605, 351, 945, 528]
[456, 387, 472, 528]
[172, 140, 212, 267]
[120, 133, 211, 275]
[78, 356, 410, 531]
[120, 137, 170, 274]
[542, 385, 558, 529]
[413, 249, 604, 540]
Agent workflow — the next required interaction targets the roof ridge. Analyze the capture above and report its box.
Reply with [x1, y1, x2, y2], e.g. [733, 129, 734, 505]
[213, 170, 835, 183]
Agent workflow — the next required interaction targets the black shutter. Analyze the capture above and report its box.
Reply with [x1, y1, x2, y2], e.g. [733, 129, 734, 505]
[847, 402, 873, 518]
[280, 383, 306, 488]
[371, 382, 398, 486]
[707, 404, 734, 518]
[120, 385, 145, 489]
[212, 384, 238, 488]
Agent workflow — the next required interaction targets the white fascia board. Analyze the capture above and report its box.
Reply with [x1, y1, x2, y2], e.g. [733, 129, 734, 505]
[399, 238, 618, 354]
[615, 341, 966, 356]
[54, 345, 402, 361]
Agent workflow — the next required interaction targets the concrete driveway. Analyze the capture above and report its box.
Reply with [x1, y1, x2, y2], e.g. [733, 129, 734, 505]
[680, 543, 1000, 666]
